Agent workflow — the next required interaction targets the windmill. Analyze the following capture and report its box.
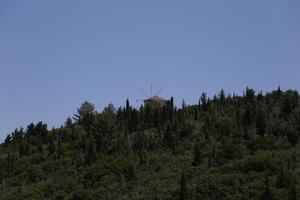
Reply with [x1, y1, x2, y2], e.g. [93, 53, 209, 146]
[137, 85, 167, 106]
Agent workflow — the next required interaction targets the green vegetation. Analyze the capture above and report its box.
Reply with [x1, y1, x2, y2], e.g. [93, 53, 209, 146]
[1, 88, 300, 199]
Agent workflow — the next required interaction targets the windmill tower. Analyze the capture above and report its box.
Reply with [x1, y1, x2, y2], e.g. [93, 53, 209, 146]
[139, 85, 167, 107]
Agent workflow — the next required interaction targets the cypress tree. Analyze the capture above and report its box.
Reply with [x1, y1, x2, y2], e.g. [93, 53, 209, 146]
[276, 165, 287, 188]
[256, 107, 267, 137]
[163, 124, 174, 150]
[200, 93, 208, 112]
[192, 139, 203, 166]
[180, 172, 188, 200]
[260, 176, 273, 200]
[288, 175, 297, 200]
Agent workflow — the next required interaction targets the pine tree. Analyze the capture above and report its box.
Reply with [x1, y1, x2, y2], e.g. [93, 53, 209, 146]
[166, 97, 174, 122]
[74, 101, 95, 133]
[126, 99, 130, 115]
[219, 89, 226, 102]
[163, 124, 175, 150]
[57, 136, 64, 158]
[4, 134, 12, 146]
[276, 165, 287, 188]
[288, 174, 297, 200]
[245, 87, 255, 102]
[154, 187, 160, 200]
[260, 176, 273, 200]
[192, 139, 203, 166]
[47, 137, 56, 155]
[65, 117, 73, 128]
[85, 137, 97, 165]
[200, 93, 208, 112]
[180, 172, 188, 200]
[256, 107, 267, 137]
[208, 145, 216, 168]
[287, 128, 298, 147]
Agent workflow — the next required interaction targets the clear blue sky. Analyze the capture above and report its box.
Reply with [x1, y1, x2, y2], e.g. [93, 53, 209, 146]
[0, 0, 300, 141]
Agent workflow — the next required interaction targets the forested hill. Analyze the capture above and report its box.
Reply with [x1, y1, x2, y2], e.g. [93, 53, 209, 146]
[1, 88, 300, 200]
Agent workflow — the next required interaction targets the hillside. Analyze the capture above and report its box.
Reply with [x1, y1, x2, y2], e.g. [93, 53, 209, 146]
[0, 88, 300, 200]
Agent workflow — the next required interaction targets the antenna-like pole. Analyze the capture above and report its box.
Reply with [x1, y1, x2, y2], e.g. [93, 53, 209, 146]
[140, 89, 149, 98]
[150, 84, 152, 97]
[155, 89, 163, 96]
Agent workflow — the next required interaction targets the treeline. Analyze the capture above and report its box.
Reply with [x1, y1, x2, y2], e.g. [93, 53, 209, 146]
[0, 87, 300, 199]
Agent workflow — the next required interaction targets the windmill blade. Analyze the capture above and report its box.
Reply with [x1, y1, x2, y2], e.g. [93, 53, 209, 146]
[140, 89, 149, 98]
[136, 98, 143, 102]
[155, 89, 163, 96]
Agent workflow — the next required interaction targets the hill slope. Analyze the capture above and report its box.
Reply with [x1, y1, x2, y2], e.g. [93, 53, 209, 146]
[1, 88, 300, 200]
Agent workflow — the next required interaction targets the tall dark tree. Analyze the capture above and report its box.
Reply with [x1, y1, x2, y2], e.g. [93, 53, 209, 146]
[256, 107, 267, 136]
[200, 93, 208, 112]
[4, 134, 12, 146]
[287, 129, 298, 147]
[288, 174, 297, 200]
[65, 117, 73, 128]
[165, 96, 174, 122]
[163, 124, 175, 150]
[85, 137, 96, 165]
[276, 165, 288, 188]
[219, 89, 226, 102]
[260, 176, 273, 200]
[180, 172, 188, 200]
[245, 87, 255, 102]
[192, 139, 203, 166]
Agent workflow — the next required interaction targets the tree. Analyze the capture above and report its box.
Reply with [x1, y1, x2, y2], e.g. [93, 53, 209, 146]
[287, 130, 298, 147]
[4, 134, 12, 146]
[93, 103, 117, 153]
[11, 128, 24, 142]
[85, 137, 97, 165]
[280, 91, 298, 118]
[180, 172, 188, 200]
[256, 107, 267, 137]
[260, 176, 273, 200]
[245, 87, 255, 102]
[208, 145, 217, 168]
[219, 89, 226, 102]
[276, 165, 288, 188]
[69, 189, 91, 200]
[288, 174, 297, 200]
[166, 97, 174, 122]
[35, 121, 48, 144]
[47, 137, 57, 155]
[76, 101, 95, 118]
[154, 187, 160, 200]
[163, 124, 175, 150]
[200, 93, 208, 112]
[128, 108, 139, 133]
[1, 88, 300, 199]
[126, 99, 130, 115]
[192, 139, 203, 166]
[74, 101, 95, 133]
[195, 181, 206, 200]
[65, 117, 73, 128]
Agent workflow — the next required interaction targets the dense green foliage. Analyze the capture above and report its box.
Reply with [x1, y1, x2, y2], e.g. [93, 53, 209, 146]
[1, 88, 300, 199]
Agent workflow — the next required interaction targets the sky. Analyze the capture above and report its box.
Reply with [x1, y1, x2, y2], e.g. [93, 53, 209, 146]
[0, 0, 300, 141]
